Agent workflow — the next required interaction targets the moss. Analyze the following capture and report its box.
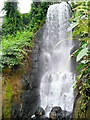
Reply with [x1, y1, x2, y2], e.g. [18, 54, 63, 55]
[2, 65, 28, 119]
[3, 80, 12, 118]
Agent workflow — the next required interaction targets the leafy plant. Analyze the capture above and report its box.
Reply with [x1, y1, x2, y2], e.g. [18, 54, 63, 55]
[69, 1, 90, 115]
[0, 31, 33, 70]
[27, 2, 52, 32]
[1, 1, 51, 70]
[2, 2, 22, 35]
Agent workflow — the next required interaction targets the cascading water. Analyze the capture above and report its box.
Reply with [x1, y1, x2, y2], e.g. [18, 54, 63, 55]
[39, 2, 75, 116]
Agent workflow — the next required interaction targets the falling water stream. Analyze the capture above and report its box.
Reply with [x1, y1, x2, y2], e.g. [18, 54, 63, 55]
[40, 2, 75, 116]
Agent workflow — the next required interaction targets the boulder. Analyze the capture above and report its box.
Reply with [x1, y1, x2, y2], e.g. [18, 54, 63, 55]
[49, 106, 62, 120]
[31, 106, 49, 120]
[49, 106, 72, 120]
[35, 106, 45, 117]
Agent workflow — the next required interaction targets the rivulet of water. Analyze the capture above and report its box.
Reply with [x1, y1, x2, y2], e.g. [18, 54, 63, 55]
[39, 2, 75, 116]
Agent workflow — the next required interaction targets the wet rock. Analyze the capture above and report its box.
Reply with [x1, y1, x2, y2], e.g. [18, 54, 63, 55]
[31, 107, 49, 120]
[51, 107, 62, 112]
[49, 106, 72, 120]
[49, 106, 63, 120]
[21, 89, 40, 118]
[35, 106, 45, 117]
[49, 111, 57, 120]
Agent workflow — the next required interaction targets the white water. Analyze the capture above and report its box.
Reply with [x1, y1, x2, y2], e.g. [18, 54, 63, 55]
[40, 2, 75, 116]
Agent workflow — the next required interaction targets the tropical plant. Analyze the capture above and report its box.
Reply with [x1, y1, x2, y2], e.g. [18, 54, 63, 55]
[69, 1, 90, 114]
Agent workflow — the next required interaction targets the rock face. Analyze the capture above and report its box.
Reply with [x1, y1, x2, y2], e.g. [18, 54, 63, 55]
[10, 44, 40, 119]
[14, 27, 43, 119]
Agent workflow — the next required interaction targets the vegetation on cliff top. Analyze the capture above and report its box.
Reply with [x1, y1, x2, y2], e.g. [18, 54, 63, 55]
[0, 1, 51, 71]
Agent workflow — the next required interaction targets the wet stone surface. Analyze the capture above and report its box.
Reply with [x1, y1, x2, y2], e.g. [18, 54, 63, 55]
[31, 106, 49, 120]
[31, 106, 72, 120]
[49, 107, 63, 120]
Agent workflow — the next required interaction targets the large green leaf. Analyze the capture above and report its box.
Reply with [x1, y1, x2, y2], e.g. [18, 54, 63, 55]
[76, 63, 84, 70]
[73, 48, 82, 56]
[76, 47, 88, 62]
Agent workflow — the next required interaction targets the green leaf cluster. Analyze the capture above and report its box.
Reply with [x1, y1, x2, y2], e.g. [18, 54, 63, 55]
[0, 1, 51, 71]
[0, 30, 33, 70]
[2, 2, 22, 35]
[27, 2, 52, 32]
[70, 1, 90, 114]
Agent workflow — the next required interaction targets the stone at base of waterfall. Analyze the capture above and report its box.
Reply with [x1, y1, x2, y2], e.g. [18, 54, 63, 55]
[49, 106, 62, 120]
[35, 106, 45, 117]
[31, 106, 49, 120]
[49, 106, 72, 120]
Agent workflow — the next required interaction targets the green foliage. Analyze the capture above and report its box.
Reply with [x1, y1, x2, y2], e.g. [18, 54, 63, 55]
[70, 1, 90, 114]
[2, 2, 22, 35]
[28, 2, 52, 32]
[76, 44, 88, 62]
[0, 31, 33, 70]
[1, 1, 51, 70]
[22, 13, 31, 27]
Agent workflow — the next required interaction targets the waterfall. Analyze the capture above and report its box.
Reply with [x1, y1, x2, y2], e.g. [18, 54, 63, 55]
[39, 2, 75, 116]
